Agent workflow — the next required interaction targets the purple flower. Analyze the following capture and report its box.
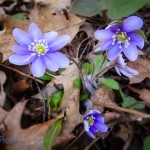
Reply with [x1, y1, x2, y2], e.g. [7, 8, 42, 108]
[9, 23, 70, 77]
[114, 54, 138, 78]
[84, 110, 108, 138]
[94, 16, 144, 61]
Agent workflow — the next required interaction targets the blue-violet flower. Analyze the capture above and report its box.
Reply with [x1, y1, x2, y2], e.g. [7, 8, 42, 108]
[9, 23, 70, 77]
[94, 16, 144, 61]
[114, 54, 138, 78]
[84, 110, 108, 138]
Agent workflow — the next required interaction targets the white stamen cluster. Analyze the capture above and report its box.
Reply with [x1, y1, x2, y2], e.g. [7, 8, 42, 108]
[112, 29, 130, 49]
[28, 39, 49, 56]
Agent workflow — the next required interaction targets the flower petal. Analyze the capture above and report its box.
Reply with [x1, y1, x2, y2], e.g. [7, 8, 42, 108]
[13, 28, 32, 45]
[31, 57, 46, 77]
[43, 31, 58, 44]
[101, 40, 113, 50]
[9, 54, 37, 65]
[12, 45, 31, 54]
[108, 45, 122, 61]
[123, 16, 143, 32]
[87, 130, 96, 139]
[123, 43, 138, 61]
[94, 123, 108, 132]
[117, 54, 126, 67]
[94, 116, 104, 124]
[115, 66, 122, 76]
[119, 68, 133, 78]
[94, 30, 114, 41]
[129, 33, 144, 49]
[42, 55, 58, 72]
[90, 125, 98, 133]
[84, 110, 100, 119]
[106, 24, 122, 32]
[48, 35, 70, 52]
[49, 52, 69, 68]
[94, 45, 103, 51]
[84, 120, 89, 132]
[29, 23, 42, 40]
[125, 66, 139, 75]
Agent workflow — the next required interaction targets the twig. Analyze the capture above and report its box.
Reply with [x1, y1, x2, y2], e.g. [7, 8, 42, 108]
[93, 101, 150, 118]
[84, 136, 101, 150]
[35, 81, 46, 122]
[66, 55, 86, 90]
[64, 130, 85, 150]
[0, 63, 43, 84]
[77, 37, 89, 59]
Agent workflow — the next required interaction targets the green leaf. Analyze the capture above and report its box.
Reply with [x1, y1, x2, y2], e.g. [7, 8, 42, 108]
[12, 13, 24, 20]
[39, 73, 52, 81]
[71, 0, 101, 17]
[91, 54, 109, 76]
[120, 90, 144, 109]
[74, 78, 82, 89]
[136, 30, 148, 42]
[106, 0, 149, 19]
[143, 135, 150, 150]
[44, 118, 63, 150]
[80, 93, 88, 101]
[92, 55, 103, 74]
[102, 78, 119, 90]
[50, 91, 64, 110]
[82, 62, 93, 75]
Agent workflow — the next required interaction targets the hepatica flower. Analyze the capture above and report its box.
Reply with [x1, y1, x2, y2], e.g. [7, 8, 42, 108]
[84, 110, 108, 138]
[114, 54, 138, 78]
[94, 16, 144, 61]
[9, 23, 70, 77]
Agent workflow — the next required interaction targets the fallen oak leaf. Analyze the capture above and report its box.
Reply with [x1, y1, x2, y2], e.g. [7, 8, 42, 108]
[3, 101, 56, 150]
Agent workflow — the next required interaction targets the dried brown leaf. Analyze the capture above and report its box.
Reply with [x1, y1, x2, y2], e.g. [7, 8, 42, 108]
[3, 101, 56, 150]
[35, 0, 71, 13]
[48, 62, 83, 147]
[0, 71, 6, 107]
[93, 85, 116, 112]
[128, 86, 150, 104]
[128, 58, 150, 84]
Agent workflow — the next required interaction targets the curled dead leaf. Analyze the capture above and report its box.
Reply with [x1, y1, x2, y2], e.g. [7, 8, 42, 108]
[3, 101, 56, 150]
[128, 58, 150, 84]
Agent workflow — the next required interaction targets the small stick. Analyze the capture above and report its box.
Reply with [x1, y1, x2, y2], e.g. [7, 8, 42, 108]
[35, 81, 46, 122]
[93, 101, 150, 118]
[84, 136, 101, 150]
[64, 130, 85, 150]
[0, 63, 43, 84]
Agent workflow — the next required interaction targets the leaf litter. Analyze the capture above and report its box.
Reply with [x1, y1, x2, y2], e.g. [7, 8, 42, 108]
[0, 1, 150, 150]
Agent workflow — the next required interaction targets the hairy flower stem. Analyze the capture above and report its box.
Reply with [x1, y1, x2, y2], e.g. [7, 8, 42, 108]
[93, 64, 114, 81]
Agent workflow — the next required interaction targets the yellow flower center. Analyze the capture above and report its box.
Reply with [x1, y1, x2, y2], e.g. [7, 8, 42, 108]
[117, 32, 127, 42]
[35, 45, 45, 54]
[87, 117, 94, 126]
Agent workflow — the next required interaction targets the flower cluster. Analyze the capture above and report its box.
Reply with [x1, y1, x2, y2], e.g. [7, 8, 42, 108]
[94, 16, 144, 61]
[84, 110, 108, 138]
[9, 23, 70, 77]
[94, 16, 145, 78]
